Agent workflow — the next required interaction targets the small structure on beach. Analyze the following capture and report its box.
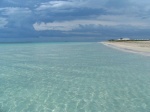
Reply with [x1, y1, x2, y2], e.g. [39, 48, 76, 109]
[117, 38, 130, 41]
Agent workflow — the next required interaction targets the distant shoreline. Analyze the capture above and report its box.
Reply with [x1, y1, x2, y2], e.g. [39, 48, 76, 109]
[101, 40, 150, 56]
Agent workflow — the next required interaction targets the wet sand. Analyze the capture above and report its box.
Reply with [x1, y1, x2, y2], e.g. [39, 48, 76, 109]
[101, 41, 150, 56]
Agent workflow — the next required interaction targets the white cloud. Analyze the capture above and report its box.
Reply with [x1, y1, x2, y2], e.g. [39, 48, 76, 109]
[0, 7, 31, 15]
[0, 18, 8, 28]
[35, 0, 105, 11]
[33, 21, 79, 31]
[36, 0, 141, 11]
[36, 1, 75, 10]
[33, 14, 150, 31]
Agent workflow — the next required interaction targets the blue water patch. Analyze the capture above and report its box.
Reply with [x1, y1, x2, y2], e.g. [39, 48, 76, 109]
[0, 42, 150, 112]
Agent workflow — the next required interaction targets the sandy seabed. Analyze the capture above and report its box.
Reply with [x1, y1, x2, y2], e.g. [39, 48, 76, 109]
[101, 41, 150, 56]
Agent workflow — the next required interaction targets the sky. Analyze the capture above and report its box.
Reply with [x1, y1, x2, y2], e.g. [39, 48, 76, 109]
[0, 0, 150, 42]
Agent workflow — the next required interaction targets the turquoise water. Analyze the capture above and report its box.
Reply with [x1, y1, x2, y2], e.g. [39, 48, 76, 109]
[0, 42, 150, 112]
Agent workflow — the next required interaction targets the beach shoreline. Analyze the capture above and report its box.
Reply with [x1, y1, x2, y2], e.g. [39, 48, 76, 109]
[101, 41, 150, 56]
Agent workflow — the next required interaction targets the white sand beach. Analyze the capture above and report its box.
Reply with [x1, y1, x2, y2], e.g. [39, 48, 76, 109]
[101, 41, 150, 56]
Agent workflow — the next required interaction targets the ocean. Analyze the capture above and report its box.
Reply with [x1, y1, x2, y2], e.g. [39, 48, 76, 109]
[0, 42, 150, 112]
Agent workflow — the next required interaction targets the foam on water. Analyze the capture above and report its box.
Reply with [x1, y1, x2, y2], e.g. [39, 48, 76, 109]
[0, 42, 150, 112]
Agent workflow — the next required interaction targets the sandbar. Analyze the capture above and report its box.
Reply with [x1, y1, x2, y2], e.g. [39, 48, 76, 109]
[101, 41, 150, 56]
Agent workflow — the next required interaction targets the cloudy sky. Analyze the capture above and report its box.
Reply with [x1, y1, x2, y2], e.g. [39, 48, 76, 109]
[0, 0, 150, 42]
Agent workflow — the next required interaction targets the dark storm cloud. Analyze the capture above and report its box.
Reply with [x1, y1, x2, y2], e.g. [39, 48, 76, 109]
[0, 0, 150, 41]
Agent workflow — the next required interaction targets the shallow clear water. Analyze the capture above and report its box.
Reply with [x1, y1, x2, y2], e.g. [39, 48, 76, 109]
[0, 42, 150, 112]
